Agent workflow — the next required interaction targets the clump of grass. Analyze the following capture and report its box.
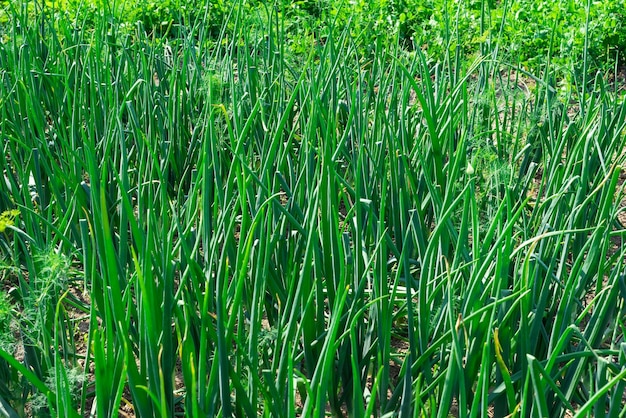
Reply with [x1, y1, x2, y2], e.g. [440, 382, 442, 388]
[0, 0, 625, 417]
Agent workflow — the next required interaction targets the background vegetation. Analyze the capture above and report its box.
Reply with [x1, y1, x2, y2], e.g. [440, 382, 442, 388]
[0, 0, 625, 417]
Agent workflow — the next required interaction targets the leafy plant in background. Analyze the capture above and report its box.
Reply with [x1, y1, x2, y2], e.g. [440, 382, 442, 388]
[0, 0, 229, 39]
[585, 1, 626, 66]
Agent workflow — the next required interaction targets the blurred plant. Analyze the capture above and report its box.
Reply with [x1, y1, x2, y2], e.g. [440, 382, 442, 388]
[0, 210, 20, 234]
[0, 210, 20, 258]
[0, 290, 15, 353]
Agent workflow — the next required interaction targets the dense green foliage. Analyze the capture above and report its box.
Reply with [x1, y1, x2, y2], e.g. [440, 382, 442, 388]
[2, 0, 626, 67]
[1, 0, 625, 417]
